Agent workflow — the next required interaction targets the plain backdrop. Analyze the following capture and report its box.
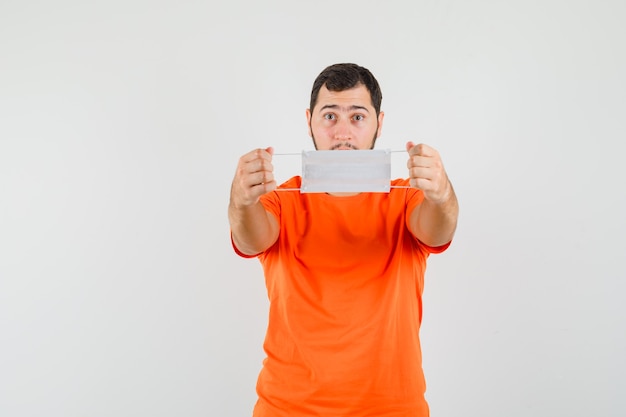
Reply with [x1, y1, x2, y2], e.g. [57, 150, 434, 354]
[1, 0, 625, 416]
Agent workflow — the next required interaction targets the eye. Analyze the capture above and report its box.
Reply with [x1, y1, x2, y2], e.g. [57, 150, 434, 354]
[353, 114, 365, 121]
[324, 113, 336, 120]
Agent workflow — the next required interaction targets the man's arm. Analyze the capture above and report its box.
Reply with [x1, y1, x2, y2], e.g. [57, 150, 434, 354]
[228, 147, 280, 255]
[405, 142, 459, 247]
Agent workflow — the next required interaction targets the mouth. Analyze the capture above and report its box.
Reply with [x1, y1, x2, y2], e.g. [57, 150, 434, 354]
[331, 143, 358, 150]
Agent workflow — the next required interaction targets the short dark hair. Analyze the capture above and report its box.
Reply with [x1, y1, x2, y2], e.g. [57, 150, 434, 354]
[309, 63, 383, 116]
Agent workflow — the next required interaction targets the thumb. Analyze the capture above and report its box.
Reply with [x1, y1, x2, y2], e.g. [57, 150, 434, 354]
[405, 141, 415, 153]
[265, 146, 274, 156]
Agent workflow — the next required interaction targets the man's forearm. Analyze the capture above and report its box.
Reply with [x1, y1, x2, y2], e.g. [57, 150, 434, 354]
[410, 187, 459, 247]
[229, 201, 278, 255]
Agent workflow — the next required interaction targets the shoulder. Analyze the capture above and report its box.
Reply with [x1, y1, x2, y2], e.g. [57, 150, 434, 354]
[391, 178, 410, 188]
[390, 178, 421, 198]
[277, 176, 302, 190]
[259, 176, 302, 210]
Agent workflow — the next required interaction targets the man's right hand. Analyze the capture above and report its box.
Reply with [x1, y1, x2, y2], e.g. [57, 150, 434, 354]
[229, 147, 279, 255]
[230, 147, 276, 208]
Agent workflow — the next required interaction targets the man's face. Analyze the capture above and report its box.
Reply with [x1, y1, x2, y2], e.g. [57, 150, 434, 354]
[306, 84, 384, 150]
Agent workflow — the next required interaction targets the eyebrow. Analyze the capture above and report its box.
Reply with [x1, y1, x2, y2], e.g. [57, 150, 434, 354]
[318, 104, 370, 113]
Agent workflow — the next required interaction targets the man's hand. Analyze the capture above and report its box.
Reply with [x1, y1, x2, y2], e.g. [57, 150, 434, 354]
[406, 141, 452, 204]
[230, 147, 276, 208]
[228, 147, 279, 255]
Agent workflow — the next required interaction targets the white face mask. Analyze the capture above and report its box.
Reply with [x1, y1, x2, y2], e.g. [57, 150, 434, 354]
[300, 149, 391, 193]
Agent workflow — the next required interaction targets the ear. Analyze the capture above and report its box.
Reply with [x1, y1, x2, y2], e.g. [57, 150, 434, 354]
[376, 111, 385, 138]
[305, 108, 313, 137]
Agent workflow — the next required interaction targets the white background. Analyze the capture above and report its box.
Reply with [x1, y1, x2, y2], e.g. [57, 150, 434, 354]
[1, 0, 625, 416]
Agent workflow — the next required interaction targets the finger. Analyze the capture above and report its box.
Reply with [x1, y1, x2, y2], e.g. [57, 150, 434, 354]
[408, 166, 436, 181]
[233, 173, 276, 204]
[237, 154, 274, 179]
[245, 157, 273, 175]
[407, 155, 435, 169]
[409, 177, 433, 191]
[246, 170, 275, 187]
[406, 142, 425, 156]
[417, 143, 438, 157]
[249, 180, 275, 193]
[408, 143, 437, 157]
[256, 180, 277, 193]
[240, 147, 274, 163]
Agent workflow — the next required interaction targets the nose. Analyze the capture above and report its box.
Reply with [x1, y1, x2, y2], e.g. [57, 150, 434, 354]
[333, 118, 352, 141]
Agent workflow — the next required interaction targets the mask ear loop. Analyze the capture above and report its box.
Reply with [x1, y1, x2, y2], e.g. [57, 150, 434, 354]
[273, 150, 412, 192]
[271, 152, 302, 191]
[388, 149, 412, 190]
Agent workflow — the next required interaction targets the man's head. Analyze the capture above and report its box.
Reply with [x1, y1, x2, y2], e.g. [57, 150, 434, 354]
[307, 63, 384, 150]
[309, 63, 383, 117]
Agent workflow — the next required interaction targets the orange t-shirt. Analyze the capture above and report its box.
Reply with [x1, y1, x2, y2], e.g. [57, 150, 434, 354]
[233, 177, 450, 417]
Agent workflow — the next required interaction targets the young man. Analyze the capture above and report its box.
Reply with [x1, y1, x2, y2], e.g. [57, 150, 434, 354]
[229, 63, 458, 416]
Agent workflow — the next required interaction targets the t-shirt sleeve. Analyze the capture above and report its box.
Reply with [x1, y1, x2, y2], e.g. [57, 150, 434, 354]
[418, 240, 451, 254]
[230, 233, 260, 258]
[259, 190, 281, 222]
